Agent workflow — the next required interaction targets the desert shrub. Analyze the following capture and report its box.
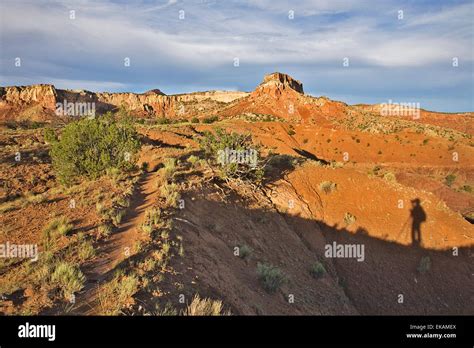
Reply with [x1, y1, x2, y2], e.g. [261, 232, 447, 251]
[187, 155, 199, 167]
[310, 262, 326, 279]
[383, 172, 397, 183]
[445, 174, 456, 187]
[117, 196, 131, 208]
[198, 128, 265, 184]
[96, 202, 106, 214]
[156, 117, 171, 125]
[44, 216, 73, 238]
[25, 192, 48, 205]
[460, 185, 472, 193]
[146, 207, 161, 225]
[417, 256, 431, 274]
[139, 258, 157, 272]
[140, 223, 153, 235]
[330, 161, 344, 169]
[343, 212, 356, 226]
[0, 199, 23, 214]
[162, 158, 177, 181]
[77, 239, 96, 262]
[97, 223, 112, 239]
[51, 262, 85, 300]
[155, 302, 178, 316]
[140, 207, 161, 236]
[24, 121, 45, 129]
[141, 161, 149, 171]
[43, 128, 57, 144]
[237, 244, 252, 259]
[191, 117, 199, 124]
[50, 113, 141, 185]
[160, 183, 180, 208]
[257, 263, 286, 293]
[287, 129, 296, 136]
[319, 181, 337, 194]
[111, 209, 126, 226]
[202, 115, 219, 124]
[182, 295, 230, 316]
[98, 271, 139, 315]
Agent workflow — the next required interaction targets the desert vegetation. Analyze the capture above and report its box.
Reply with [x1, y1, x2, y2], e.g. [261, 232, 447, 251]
[50, 112, 141, 185]
[1, 72, 472, 318]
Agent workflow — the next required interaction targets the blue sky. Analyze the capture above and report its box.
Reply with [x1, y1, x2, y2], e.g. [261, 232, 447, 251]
[0, 0, 472, 112]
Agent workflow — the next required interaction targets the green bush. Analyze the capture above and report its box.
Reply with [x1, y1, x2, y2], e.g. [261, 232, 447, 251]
[257, 263, 286, 293]
[51, 262, 85, 299]
[42, 216, 73, 251]
[160, 182, 180, 208]
[156, 117, 171, 125]
[162, 158, 177, 181]
[310, 262, 326, 279]
[97, 223, 112, 239]
[445, 174, 456, 187]
[44, 128, 57, 144]
[191, 117, 200, 124]
[319, 181, 337, 194]
[187, 155, 199, 167]
[50, 113, 141, 185]
[198, 128, 265, 184]
[417, 256, 431, 274]
[202, 115, 219, 124]
[237, 244, 252, 259]
[111, 209, 126, 226]
[78, 239, 96, 262]
[98, 272, 139, 315]
[140, 207, 161, 235]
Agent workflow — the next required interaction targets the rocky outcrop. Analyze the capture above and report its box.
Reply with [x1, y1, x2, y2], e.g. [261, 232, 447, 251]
[221, 72, 350, 124]
[143, 89, 165, 96]
[0, 84, 249, 121]
[176, 90, 249, 103]
[0, 84, 58, 109]
[253, 72, 304, 97]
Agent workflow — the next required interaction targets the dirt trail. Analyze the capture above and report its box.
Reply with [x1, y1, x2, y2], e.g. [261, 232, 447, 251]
[72, 170, 159, 314]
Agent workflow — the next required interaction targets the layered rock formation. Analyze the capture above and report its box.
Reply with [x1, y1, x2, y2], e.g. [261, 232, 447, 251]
[0, 84, 58, 109]
[2, 73, 470, 134]
[0, 84, 249, 122]
[255, 72, 304, 96]
[221, 72, 348, 123]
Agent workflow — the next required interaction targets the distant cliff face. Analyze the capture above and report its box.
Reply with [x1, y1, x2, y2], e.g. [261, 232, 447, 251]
[0, 73, 306, 122]
[0, 84, 249, 122]
[0, 84, 58, 109]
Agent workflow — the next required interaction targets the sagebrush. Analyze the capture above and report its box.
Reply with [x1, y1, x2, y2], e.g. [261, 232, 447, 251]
[50, 112, 141, 184]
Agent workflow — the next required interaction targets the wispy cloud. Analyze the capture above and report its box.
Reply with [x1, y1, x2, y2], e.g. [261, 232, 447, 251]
[0, 0, 472, 111]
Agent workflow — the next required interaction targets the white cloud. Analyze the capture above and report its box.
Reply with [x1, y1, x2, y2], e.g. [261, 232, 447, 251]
[0, 0, 472, 112]
[1, 0, 471, 70]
